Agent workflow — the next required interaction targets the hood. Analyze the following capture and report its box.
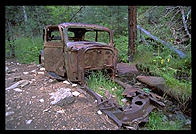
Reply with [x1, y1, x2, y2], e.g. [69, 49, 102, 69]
[67, 41, 113, 51]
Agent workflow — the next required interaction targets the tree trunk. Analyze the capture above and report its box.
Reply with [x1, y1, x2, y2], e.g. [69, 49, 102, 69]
[7, 21, 15, 58]
[128, 6, 137, 62]
[22, 6, 28, 22]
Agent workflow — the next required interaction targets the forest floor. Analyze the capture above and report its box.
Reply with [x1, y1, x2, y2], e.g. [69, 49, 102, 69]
[5, 59, 118, 130]
[5, 59, 191, 130]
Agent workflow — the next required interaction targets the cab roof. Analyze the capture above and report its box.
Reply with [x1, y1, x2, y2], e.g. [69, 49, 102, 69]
[59, 22, 111, 32]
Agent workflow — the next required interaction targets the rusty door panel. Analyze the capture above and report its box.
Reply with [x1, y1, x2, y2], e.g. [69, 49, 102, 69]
[44, 42, 65, 76]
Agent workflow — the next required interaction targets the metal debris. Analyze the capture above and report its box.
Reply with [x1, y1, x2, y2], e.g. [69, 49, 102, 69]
[82, 79, 165, 130]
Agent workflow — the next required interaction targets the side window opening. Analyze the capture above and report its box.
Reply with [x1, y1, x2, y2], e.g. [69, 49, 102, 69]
[46, 27, 62, 42]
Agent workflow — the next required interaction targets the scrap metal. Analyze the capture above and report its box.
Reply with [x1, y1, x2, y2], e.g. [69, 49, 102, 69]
[82, 79, 165, 130]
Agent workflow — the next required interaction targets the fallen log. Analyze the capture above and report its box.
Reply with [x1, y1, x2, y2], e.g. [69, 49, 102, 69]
[137, 25, 186, 58]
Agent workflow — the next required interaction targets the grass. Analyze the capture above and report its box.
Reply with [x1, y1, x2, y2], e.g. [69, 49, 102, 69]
[133, 44, 191, 111]
[145, 111, 184, 130]
[86, 71, 124, 106]
[6, 36, 43, 64]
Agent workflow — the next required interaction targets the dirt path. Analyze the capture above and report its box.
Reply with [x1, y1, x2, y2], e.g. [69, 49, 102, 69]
[5, 59, 118, 130]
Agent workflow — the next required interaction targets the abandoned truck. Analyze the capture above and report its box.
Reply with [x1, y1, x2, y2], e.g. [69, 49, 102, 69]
[39, 23, 118, 84]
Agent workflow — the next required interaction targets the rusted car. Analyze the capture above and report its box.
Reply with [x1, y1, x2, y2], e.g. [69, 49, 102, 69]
[39, 23, 118, 84]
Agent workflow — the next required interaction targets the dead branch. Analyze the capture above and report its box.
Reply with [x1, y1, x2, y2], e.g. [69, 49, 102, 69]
[137, 25, 186, 58]
[185, 8, 191, 23]
[69, 6, 84, 22]
[180, 7, 191, 39]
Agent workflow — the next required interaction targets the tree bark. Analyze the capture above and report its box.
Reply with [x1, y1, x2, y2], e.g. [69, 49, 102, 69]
[128, 6, 137, 62]
[22, 6, 28, 22]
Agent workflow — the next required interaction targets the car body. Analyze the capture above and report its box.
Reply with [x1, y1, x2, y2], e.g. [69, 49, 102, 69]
[39, 22, 118, 84]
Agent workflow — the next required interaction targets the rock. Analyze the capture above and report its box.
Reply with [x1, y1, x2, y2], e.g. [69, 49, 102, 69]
[117, 63, 139, 76]
[97, 110, 102, 115]
[48, 79, 54, 83]
[72, 84, 77, 87]
[121, 98, 128, 104]
[72, 91, 80, 97]
[136, 75, 165, 91]
[43, 108, 50, 112]
[26, 120, 32, 124]
[38, 72, 44, 75]
[31, 70, 36, 73]
[6, 111, 14, 116]
[31, 79, 36, 82]
[162, 115, 168, 122]
[39, 99, 44, 103]
[32, 96, 36, 98]
[56, 110, 65, 114]
[175, 111, 186, 121]
[14, 76, 22, 82]
[6, 80, 29, 90]
[23, 72, 29, 75]
[40, 87, 44, 90]
[50, 88, 74, 105]
[5, 66, 9, 73]
[20, 80, 29, 88]
[185, 119, 191, 125]
[11, 68, 18, 73]
[40, 67, 45, 71]
[63, 80, 70, 85]
[13, 88, 22, 92]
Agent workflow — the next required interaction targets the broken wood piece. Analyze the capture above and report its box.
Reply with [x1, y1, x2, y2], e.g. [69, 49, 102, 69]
[137, 25, 186, 58]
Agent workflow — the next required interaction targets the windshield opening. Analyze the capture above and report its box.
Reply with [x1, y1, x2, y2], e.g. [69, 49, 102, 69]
[67, 28, 110, 44]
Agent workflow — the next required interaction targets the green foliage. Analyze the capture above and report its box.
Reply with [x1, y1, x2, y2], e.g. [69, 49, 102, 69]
[86, 71, 124, 106]
[114, 35, 128, 62]
[145, 111, 184, 130]
[13, 37, 43, 64]
[134, 43, 192, 105]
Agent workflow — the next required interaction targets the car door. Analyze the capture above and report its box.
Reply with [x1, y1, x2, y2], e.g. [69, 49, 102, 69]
[43, 25, 66, 77]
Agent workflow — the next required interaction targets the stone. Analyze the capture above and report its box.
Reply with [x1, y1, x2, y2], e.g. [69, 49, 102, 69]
[136, 75, 165, 91]
[72, 91, 80, 97]
[117, 63, 139, 76]
[121, 98, 128, 104]
[50, 88, 74, 105]
[14, 76, 22, 82]
[6, 80, 29, 90]
[13, 88, 22, 92]
[38, 72, 44, 75]
[48, 79, 54, 83]
[39, 99, 44, 103]
[23, 72, 29, 75]
[185, 119, 191, 125]
[40, 67, 45, 71]
[5, 66, 9, 73]
[26, 120, 32, 124]
[11, 68, 18, 73]
[31, 79, 36, 82]
[20, 80, 29, 88]
[97, 110, 102, 115]
[6, 111, 14, 116]
[56, 110, 65, 114]
[63, 80, 70, 85]
[72, 84, 77, 87]
[31, 70, 36, 73]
